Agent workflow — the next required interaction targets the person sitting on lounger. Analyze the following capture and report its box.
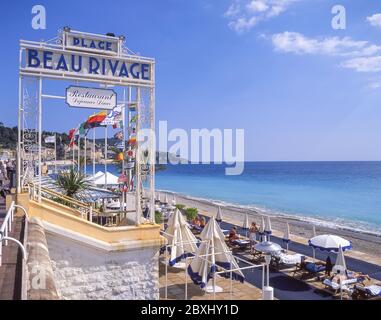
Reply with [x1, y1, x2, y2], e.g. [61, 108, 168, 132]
[229, 226, 239, 242]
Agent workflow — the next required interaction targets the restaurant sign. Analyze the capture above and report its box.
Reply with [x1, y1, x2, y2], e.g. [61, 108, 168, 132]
[66, 86, 117, 110]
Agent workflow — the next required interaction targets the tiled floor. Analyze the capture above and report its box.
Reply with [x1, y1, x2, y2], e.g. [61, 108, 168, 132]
[158, 258, 263, 300]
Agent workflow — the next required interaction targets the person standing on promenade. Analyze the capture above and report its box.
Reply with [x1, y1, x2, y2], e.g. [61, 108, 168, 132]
[249, 222, 259, 246]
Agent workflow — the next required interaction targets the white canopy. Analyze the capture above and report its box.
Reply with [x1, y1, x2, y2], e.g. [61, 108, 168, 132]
[264, 215, 272, 234]
[254, 241, 282, 254]
[163, 209, 199, 266]
[308, 234, 352, 252]
[283, 222, 290, 243]
[259, 216, 265, 235]
[333, 245, 347, 273]
[242, 213, 249, 230]
[188, 218, 245, 289]
[216, 206, 223, 223]
[90, 171, 119, 186]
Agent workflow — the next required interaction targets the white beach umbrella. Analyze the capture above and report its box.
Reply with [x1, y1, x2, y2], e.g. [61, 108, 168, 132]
[242, 213, 249, 238]
[308, 234, 352, 253]
[333, 245, 347, 274]
[282, 222, 291, 251]
[264, 216, 272, 234]
[259, 216, 265, 234]
[259, 216, 265, 241]
[163, 209, 199, 267]
[264, 216, 272, 241]
[242, 213, 249, 230]
[188, 218, 245, 291]
[216, 206, 223, 223]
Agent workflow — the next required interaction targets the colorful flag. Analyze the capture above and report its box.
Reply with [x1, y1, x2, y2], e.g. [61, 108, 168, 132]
[128, 102, 137, 111]
[128, 137, 137, 145]
[114, 131, 124, 140]
[101, 105, 122, 126]
[115, 152, 124, 161]
[85, 111, 107, 129]
[68, 128, 76, 147]
[114, 141, 124, 149]
[130, 115, 137, 123]
[44, 135, 56, 144]
[128, 127, 136, 134]
[79, 122, 88, 136]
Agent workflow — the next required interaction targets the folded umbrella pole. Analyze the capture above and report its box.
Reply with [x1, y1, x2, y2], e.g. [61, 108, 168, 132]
[188, 218, 245, 294]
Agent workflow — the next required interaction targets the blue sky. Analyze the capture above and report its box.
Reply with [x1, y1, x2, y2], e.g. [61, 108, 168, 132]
[1, 0, 381, 161]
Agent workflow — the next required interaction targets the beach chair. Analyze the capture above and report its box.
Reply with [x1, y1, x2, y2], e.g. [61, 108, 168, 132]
[231, 239, 251, 252]
[271, 252, 305, 270]
[322, 278, 356, 297]
[351, 284, 381, 300]
[293, 261, 326, 280]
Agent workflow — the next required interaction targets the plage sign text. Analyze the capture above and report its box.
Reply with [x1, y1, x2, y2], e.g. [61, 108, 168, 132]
[65, 33, 119, 55]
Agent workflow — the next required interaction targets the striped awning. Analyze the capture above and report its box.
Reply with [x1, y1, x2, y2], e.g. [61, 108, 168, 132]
[33, 175, 119, 203]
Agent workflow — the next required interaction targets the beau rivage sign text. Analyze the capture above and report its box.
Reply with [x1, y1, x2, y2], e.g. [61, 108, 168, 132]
[20, 31, 154, 85]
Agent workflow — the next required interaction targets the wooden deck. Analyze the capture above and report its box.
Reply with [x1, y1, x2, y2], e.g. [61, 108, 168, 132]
[0, 200, 25, 300]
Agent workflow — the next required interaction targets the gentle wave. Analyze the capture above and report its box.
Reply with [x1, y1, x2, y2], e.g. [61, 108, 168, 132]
[158, 188, 381, 237]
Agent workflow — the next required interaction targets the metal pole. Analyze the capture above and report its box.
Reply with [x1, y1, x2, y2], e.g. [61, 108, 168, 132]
[77, 134, 80, 172]
[105, 125, 108, 188]
[230, 270, 233, 300]
[38, 77, 42, 203]
[122, 89, 126, 176]
[262, 264, 265, 293]
[93, 128, 96, 176]
[17, 73, 22, 193]
[84, 134, 87, 175]
[54, 133, 57, 174]
[165, 246, 168, 299]
[150, 82, 155, 223]
[135, 87, 141, 225]
[267, 263, 270, 287]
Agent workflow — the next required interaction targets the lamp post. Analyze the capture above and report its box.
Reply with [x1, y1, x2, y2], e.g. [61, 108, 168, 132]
[262, 253, 274, 300]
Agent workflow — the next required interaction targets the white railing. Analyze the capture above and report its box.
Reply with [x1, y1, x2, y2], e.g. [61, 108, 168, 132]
[0, 201, 28, 266]
[0, 201, 29, 300]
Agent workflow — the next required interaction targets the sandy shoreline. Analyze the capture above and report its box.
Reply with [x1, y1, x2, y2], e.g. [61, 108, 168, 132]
[158, 190, 381, 261]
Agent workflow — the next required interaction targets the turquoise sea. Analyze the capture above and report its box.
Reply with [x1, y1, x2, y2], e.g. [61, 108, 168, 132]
[91, 162, 381, 235]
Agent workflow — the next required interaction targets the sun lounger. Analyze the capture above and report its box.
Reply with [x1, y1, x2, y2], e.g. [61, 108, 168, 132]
[271, 253, 305, 269]
[352, 284, 381, 300]
[323, 278, 353, 295]
[293, 261, 326, 279]
[231, 239, 251, 251]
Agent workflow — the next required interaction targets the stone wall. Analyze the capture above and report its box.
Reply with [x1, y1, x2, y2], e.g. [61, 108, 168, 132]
[45, 232, 160, 300]
[26, 218, 59, 300]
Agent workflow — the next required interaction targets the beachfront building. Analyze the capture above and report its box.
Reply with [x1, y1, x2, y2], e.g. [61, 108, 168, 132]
[5, 28, 162, 299]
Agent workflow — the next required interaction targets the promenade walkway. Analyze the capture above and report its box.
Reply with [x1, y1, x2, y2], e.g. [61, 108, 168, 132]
[0, 200, 25, 300]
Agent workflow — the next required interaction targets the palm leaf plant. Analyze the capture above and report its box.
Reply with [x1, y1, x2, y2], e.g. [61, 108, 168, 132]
[56, 168, 87, 198]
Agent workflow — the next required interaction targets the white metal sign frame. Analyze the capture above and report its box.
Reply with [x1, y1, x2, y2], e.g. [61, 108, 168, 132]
[17, 28, 156, 225]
